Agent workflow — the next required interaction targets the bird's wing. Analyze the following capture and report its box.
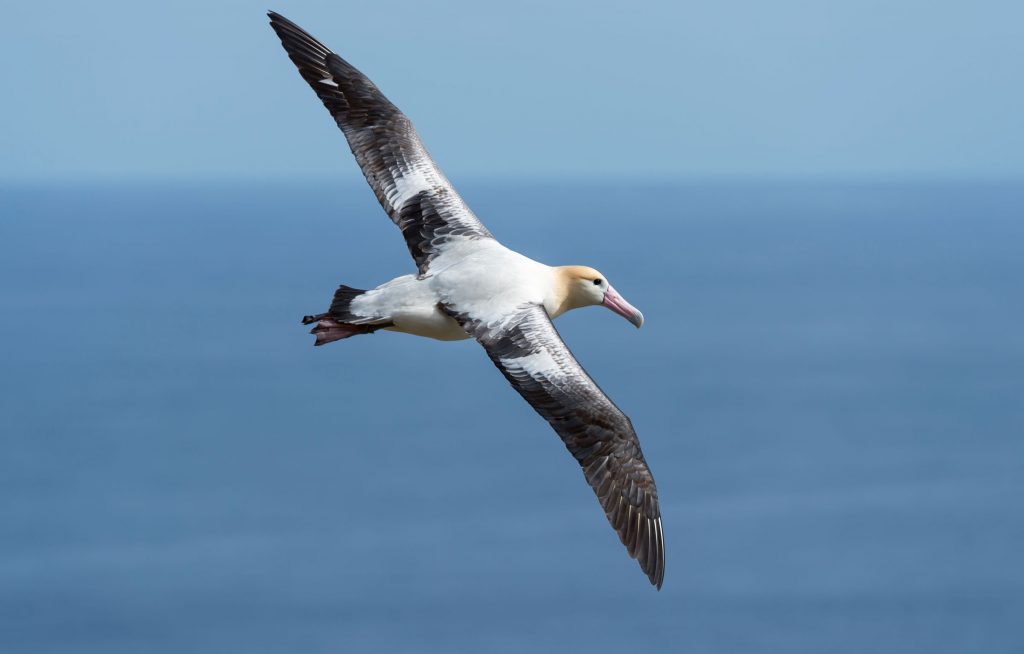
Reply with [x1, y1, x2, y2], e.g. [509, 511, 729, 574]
[452, 303, 665, 588]
[268, 12, 493, 274]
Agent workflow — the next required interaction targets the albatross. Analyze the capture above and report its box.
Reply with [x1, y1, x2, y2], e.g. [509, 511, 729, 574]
[268, 11, 665, 589]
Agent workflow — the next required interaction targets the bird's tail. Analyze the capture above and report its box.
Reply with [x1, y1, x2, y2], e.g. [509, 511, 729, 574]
[300, 316, 377, 346]
[301, 285, 391, 346]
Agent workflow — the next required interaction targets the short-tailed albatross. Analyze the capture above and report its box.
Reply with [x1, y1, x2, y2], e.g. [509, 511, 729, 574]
[268, 11, 665, 589]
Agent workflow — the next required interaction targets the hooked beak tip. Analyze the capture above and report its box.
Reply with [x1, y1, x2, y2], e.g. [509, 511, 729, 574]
[603, 286, 645, 330]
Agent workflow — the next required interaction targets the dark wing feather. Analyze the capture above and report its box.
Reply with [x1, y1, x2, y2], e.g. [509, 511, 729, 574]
[455, 304, 665, 589]
[267, 12, 493, 273]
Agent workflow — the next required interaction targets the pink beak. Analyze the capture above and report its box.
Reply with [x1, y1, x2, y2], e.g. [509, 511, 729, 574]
[602, 285, 644, 328]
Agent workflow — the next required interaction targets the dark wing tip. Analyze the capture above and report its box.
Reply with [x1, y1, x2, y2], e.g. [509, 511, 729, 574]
[266, 10, 398, 128]
[636, 517, 666, 590]
[649, 517, 666, 590]
[267, 10, 334, 58]
[606, 488, 665, 589]
[267, 11, 300, 35]
[267, 10, 309, 33]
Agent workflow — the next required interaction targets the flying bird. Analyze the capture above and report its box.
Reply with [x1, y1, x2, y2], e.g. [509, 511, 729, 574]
[268, 11, 665, 589]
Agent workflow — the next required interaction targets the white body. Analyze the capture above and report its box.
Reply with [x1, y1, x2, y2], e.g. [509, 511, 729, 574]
[350, 240, 562, 341]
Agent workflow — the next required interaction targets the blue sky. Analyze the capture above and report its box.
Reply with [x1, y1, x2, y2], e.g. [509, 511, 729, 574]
[2, 0, 1022, 181]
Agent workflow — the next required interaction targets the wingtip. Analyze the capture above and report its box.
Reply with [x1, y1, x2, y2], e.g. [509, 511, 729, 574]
[266, 10, 299, 32]
[647, 563, 665, 590]
[650, 554, 665, 590]
[646, 563, 665, 591]
[650, 516, 666, 590]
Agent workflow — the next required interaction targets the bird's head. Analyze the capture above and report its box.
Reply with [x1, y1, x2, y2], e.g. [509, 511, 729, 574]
[558, 266, 644, 328]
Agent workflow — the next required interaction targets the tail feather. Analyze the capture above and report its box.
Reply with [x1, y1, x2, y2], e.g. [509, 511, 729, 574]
[302, 284, 391, 346]
[309, 317, 379, 346]
[329, 284, 367, 319]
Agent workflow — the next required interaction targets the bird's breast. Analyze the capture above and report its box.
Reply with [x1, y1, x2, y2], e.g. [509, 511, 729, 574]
[427, 242, 554, 324]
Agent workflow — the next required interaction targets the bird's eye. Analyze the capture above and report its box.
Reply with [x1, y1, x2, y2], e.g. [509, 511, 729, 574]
[593, 278, 603, 286]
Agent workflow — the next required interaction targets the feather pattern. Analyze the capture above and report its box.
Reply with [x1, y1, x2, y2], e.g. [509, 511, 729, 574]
[453, 303, 665, 589]
[268, 11, 493, 274]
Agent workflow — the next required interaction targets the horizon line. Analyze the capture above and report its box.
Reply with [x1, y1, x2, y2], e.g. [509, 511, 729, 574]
[3, 172, 1024, 187]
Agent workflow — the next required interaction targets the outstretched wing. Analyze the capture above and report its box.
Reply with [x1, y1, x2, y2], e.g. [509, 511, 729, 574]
[455, 304, 665, 588]
[268, 12, 493, 274]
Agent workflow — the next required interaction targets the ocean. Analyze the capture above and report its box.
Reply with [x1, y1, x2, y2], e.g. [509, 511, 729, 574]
[1, 180, 1022, 653]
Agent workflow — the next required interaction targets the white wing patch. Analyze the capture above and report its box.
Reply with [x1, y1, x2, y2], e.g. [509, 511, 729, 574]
[387, 165, 434, 211]
[499, 349, 562, 380]
[318, 76, 339, 87]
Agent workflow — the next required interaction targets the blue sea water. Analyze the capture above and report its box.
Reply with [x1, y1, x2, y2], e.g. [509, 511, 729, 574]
[1, 180, 1022, 653]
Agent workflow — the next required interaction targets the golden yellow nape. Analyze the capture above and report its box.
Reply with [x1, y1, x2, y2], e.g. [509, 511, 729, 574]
[551, 265, 605, 316]
[558, 265, 602, 282]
